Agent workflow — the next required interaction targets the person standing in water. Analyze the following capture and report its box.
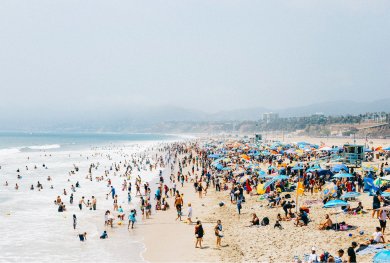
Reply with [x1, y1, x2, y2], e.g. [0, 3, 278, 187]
[92, 196, 97, 210]
[79, 197, 87, 210]
[128, 209, 136, 229]
[73, 214, 77, 229]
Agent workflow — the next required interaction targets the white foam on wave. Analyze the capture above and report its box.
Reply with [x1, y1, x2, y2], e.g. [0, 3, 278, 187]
[0, 148, 21, 155]
[27, 144, 61, 150]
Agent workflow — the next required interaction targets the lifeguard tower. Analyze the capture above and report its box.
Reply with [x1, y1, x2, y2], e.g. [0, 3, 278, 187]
[342, 144, 364, 167]
[255, 134, 262, 142]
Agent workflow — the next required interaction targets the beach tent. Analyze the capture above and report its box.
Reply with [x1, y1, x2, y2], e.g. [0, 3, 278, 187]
[373, 250, 390, 263]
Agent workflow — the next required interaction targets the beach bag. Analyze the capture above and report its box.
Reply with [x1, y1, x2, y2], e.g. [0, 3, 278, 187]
[261, 217, 269, 226]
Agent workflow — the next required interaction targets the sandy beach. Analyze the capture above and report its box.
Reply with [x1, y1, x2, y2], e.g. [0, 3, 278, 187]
[137, 136, 390, 263]
[2, 134, 390, 263]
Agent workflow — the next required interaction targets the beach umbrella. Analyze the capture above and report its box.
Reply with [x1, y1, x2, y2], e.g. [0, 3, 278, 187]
[320, 146, 333, 151]
[340, 192, 361, 199]
[380, 193, 390, 198]
[292, 165, 304, 171]
[384, 147, 390, 151]
[275, 175, 289, 180]
[331, 164, 349, 173]
[324, 200, 349, 230]
[373, 250, 390, 263]
[323, 200, 349, 208]
[262, 178, 277, 190]
[333, 173, 354, 178]
[208, 154, 221, 158]
[322, 184, 338, 198]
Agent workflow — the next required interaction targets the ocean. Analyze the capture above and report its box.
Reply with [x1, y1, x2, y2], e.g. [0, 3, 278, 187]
[0, 132, 176, 262]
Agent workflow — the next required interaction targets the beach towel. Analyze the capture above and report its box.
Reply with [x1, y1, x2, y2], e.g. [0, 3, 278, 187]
[356, 244, 385, 255]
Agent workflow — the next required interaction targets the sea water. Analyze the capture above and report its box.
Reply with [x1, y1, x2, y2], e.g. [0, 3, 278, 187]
[0, 132, 175, 262]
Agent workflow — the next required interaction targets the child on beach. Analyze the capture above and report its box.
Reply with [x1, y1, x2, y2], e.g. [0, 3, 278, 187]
[128, 209, 136, 229]
[78, 232, 87, 242]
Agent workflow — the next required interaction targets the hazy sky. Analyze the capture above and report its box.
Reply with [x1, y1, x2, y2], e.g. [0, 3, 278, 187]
[0, 0, 389, 119]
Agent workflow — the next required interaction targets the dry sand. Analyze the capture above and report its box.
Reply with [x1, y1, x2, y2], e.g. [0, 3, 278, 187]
[138, 137, 390, 262]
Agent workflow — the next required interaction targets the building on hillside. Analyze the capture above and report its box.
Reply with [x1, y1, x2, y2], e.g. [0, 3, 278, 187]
[262, 112, 279, 124]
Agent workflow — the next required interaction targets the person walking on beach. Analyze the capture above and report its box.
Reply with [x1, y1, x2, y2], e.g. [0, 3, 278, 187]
[108, 186, 116, 199]
[73, 214, 77, 230]
[187, 203, 193, 224]
[214, 220, 223, 249]
[195, 220, 204, 248]
[237, 198, 242, 215]
[175, 192, 184, 221]
[128, 209, 136, 229]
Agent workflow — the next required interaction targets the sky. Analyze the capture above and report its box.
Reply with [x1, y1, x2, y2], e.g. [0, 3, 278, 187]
[0, 0, 389, 125]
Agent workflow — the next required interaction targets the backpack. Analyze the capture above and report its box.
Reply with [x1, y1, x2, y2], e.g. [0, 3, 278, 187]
[261, 217, 269, 226]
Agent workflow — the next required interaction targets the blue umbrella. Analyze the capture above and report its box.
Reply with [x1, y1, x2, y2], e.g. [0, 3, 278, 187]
[373, 250, 390, 263]
[384, 147, 390, 151]
[263, 178, 277, 190]
[324, 200, 349, 230]
[333, 173, 354, 178]
[275, 175, 289, 180]
[340, 192, 361, 199]
[331, 164, 349, 173]
[323, 200, 349, 208]
[385, 168, 390, 173]
[208, 154, 220, 158]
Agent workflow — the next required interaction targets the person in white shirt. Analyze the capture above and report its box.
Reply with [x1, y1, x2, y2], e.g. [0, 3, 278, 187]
[334, 249, 345, 263]
[187, 203, 193, 224]
[368, 227, 385, 244]
[308, 247, 319, 263]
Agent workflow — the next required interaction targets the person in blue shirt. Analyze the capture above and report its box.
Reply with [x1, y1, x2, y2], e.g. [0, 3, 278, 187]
[109, 186, 116, 199]
[128, 209, 136, 229]
[100, 230, 108, 239]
